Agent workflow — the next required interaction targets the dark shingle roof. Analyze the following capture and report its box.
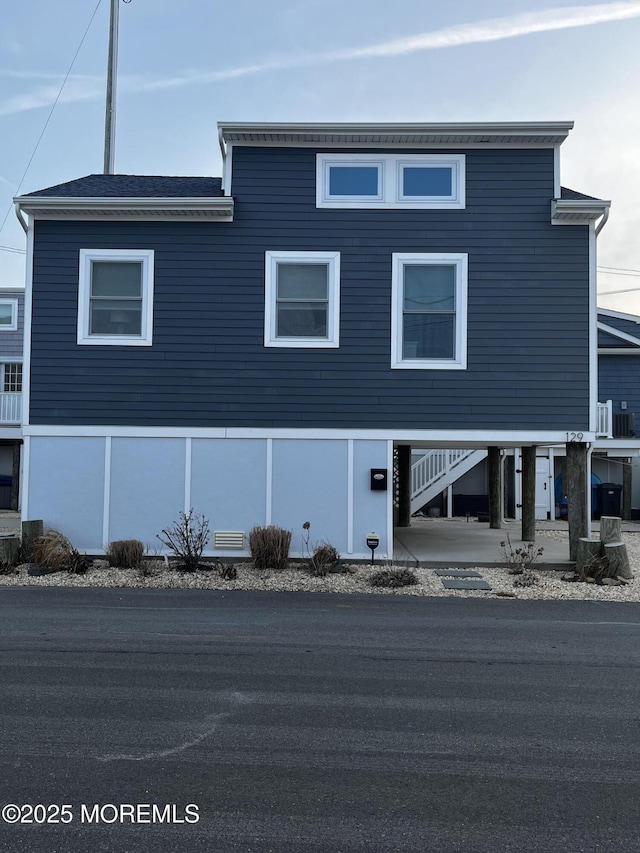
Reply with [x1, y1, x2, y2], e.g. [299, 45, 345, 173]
[24, 175, 223, 198]
[561, 186, 600, 201]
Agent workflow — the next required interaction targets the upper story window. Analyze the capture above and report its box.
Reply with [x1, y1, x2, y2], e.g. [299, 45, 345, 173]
[0, 300, 18, 331]
[317, 153, 465, 209]
[265, 251, 340, 348]
[77, 249, 154, 346]
[391, 253, 468, 370]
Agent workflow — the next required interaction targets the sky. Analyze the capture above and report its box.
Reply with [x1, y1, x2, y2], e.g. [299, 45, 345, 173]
[1, 0, 640, 312]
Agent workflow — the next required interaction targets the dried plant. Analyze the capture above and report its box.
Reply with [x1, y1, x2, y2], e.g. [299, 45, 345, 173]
[31, 530, 73, 573]
[216, 559, 237, 580]
[500, 534, 544, 575]
[301, 522, 341, 577]
[249, 525, 291, 570]
[107, 539, 145, 569]
[513, 570, 537, 588]
[157, 509, 210, 572]
[68, 548, 89, 575]
[368, 567, 418, 589]
[0, 556, 16, 575]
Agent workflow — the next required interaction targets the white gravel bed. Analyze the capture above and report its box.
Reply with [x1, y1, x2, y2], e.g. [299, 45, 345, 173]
[0, 530, 639, 601]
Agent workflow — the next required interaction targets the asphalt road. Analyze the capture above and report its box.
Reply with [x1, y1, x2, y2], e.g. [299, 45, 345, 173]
[1, 588, 640, 852]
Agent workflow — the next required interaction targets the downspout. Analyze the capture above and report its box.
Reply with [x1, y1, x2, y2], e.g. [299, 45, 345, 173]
[14, 202, 28, 234]
[595, 207, 609, 236]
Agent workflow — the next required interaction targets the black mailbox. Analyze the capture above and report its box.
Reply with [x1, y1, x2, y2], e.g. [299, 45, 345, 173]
[370, 468, 388, 491]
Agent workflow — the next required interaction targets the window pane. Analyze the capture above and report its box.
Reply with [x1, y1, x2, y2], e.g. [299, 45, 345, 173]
[276, 303, 328, 337]
[91, 262, 142, 298]
[404, 265, 455, 311]
[0, 304, 13, 325]
[277, 263, 328, 300]
[329, 166, 379, 197]
[403, 314, 454, 359]
[3, 364, 22, 393]
[402, 166, 452, 197]
[90, 300, 142, 335]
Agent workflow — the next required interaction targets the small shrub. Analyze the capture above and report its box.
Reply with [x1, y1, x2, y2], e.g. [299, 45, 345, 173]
[309, 543, 340, 577]
[249, 525, 291, 570]
[500, 534, 544, 575]
[301, 522, 340, 577]
[368, 567, 418, 589]
[513, 570, 538, 588]
[0, 556, 16, 575]
[31, 530, 73, 573]
[107, 539, 145, 569]
[68, 548, 89, 575]
[157, 509, 210, 572]
[216, 559, 237, 580]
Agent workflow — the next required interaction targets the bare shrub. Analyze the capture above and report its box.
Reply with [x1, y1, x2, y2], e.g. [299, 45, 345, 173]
[500, 534, 544, 575]
[157, 510, 210, 572]
[309, 543, 340, 577]
[249, 525, 291, 570]
[216, 559, 237, 580]
[368, 567, 418, 589]
[107, 539, 144, 569]
[31, 530, 73, 572]
[513, 570, 538, 588]
[68, 548, 89, 575]
[0, 556, 16, 575]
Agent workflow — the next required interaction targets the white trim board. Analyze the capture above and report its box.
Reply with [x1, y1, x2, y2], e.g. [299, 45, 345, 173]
[597, 321, 640, 348]
[22, 425, 596, 446]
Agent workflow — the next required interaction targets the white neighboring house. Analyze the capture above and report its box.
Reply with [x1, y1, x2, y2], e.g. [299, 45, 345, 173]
[0, 284, 24, 510]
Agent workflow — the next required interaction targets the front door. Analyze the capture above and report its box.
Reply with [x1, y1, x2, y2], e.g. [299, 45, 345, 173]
[535, 457, 551, 520]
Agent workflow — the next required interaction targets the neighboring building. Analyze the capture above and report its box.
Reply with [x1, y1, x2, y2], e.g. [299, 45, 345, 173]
[14, 121, 610, 557]
[0, 285, 23, 510]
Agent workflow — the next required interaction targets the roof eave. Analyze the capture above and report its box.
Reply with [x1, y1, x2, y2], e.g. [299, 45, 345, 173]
[14, 195, 234, 221]
[551, 198, 611, 225]
[218, 120, 575, 148]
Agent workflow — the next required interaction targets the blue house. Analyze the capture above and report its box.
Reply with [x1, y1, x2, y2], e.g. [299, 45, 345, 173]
[14, 122, 610, 558]
[0, 285, 24, 509]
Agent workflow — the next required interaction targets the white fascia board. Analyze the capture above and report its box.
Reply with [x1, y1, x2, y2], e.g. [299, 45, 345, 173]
[23, 426, 594, 446]
[597, 322, 640, 348]
[593, 439, 640, 454]
[219, 120, 574, 147]
[14, 196, 234, 220]
[597, 307, 640, 324]
[551, 198, 610, 224]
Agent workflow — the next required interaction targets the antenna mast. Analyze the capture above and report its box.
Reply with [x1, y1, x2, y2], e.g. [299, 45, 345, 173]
[103, 0, 122, 174]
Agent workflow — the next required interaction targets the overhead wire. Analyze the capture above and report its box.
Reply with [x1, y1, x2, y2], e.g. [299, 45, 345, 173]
[0, 0, 104, 240]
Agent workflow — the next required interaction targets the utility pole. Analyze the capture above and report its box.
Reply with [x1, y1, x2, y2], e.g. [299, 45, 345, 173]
[103, 0, 121, 174]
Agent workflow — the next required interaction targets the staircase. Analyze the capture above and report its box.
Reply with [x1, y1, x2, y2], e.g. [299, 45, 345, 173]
[411, 449, 487, 515]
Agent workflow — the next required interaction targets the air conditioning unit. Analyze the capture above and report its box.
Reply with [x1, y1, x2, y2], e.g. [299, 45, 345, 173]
[612, 412, 635, 438]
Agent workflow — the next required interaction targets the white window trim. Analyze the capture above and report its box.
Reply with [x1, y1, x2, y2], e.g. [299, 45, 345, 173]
[77, 249, 154, 346]
[265, 250, 340, 348]
[0, 299, 18, 331]
[391, 252, 468, 370]
[317, 153, 465, 209]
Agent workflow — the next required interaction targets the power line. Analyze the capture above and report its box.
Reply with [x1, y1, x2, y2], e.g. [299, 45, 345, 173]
[598, 268, 640, 278]
[0, 0, 104, 238]
[0, 245, 26, 255]
[599, 265, 640, 274]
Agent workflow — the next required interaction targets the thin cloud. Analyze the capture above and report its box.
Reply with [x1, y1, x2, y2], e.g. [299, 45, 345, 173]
[1, 2, 640, 116]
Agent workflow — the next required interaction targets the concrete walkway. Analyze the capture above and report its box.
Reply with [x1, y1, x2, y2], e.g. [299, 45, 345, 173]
[394, 517, 573, 569]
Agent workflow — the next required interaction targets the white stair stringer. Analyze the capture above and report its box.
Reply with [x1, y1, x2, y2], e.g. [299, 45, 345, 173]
[410, 449, 488, 515]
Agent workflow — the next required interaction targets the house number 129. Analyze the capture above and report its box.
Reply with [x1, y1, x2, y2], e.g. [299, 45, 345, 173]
[566, 432, 584, 442]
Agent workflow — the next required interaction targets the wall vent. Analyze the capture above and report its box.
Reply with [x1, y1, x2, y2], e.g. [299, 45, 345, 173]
[213, 530, 245, 550]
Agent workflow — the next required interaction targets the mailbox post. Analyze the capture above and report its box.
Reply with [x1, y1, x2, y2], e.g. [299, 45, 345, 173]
[366, 532, 380, 565]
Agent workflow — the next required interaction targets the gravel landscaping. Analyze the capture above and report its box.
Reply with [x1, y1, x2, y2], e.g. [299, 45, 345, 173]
[1, 529, 639, 601]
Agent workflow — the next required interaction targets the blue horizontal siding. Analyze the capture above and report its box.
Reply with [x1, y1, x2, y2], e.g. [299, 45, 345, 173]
[599, 354, 640, 424]
[29, 146, 591, 430]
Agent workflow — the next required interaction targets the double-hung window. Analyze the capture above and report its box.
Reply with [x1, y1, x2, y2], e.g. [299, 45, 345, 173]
[265, 251, 340, 348]
[391, 253, 468, 370]
[78, 249, 154, 346]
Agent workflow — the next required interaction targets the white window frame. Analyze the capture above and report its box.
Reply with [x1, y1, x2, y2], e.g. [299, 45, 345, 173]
[264, 250, 340, 348]
[77, 249, 154, 346]
[0, 299, 18, 331]
[317, 153, 465, 209]
[391, 252, 468, 370]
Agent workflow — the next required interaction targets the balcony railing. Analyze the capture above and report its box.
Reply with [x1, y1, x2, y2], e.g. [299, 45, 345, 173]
[596, 400, 612, 438]
[0, 393, 21, 424]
